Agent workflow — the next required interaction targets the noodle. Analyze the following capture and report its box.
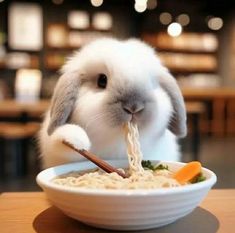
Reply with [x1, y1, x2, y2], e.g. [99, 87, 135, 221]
[124, 122, 144, 174]
[52, 122, 181, 189]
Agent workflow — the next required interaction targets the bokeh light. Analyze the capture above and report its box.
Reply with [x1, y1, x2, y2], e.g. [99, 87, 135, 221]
[177, 14, 190, 26]
[208, 17, 223, 30]
[147, 0, 157, 10]
[159, 12, 172, 25]
[134, 0, 147, 13]
[90, 0, 103, 7]
[167, 22, 182, 37]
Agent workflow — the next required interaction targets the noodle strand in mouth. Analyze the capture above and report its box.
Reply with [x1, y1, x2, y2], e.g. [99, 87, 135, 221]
[124, 121, 144, 174]
[52, 122, 181, 189]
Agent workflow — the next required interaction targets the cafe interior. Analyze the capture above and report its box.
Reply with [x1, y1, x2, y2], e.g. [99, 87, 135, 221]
[0, 0, 235, 192]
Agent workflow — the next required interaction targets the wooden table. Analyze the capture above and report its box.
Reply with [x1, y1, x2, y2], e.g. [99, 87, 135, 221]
[0, 190, 234, 233]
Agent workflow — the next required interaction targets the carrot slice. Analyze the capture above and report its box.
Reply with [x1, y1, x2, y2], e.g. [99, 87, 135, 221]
[173, 161, 202, 184]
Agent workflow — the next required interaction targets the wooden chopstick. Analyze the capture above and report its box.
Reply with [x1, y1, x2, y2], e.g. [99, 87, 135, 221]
[62, 140, 127, 178]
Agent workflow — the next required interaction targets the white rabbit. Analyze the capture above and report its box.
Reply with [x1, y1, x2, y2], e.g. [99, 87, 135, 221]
[39, 38, 187, 168]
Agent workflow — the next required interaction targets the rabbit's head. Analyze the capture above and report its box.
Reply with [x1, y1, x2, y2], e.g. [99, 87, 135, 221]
[48, 38, 187, 142]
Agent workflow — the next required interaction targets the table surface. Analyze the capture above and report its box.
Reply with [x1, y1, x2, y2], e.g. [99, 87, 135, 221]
[0, 190, 234, 233]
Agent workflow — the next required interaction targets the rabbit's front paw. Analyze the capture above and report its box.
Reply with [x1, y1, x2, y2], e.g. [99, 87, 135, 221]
[52, 124, 91, 150]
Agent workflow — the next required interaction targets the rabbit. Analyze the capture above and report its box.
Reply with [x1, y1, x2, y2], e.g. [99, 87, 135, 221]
[39, 38, 187, 168]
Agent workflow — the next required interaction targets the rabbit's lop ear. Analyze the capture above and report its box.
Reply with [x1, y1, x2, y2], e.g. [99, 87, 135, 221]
[47, 72, 80, 135]
[159, 69, 187, 138]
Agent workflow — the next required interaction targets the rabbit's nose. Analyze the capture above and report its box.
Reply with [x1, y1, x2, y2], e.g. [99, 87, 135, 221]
[122, 103, 144, 114]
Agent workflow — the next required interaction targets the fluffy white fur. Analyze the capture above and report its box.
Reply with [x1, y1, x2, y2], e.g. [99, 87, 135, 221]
[39, 38, 185, 168]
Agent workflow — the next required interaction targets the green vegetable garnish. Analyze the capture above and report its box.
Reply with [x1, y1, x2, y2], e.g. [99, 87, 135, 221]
[190, 172, 206, 183]
[141, 160, 168, 171]
[142, 160, 155, 170]
[155, 164, 169, 170]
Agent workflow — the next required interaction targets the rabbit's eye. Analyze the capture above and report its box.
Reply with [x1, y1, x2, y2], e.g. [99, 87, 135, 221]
[97, 74, 107, 89]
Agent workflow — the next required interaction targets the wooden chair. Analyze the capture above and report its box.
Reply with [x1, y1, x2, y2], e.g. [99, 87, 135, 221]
[0, 123, 40, 177]
[185, 101, 206, 161]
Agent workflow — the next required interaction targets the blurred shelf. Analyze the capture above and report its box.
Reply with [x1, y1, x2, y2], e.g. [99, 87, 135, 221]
[46, 23, 112, 50]
[0, 60, 4, 69]
[156, 48, 216, 55]
[0, 99, 50, 117]
[0, 55, 39, 70]
[45, 46, 80, 51]
[181, 87, 235, 98]
[142, 32, 219, 86]
[44, 52, 68, 70]
[159, 53, 217, 73]
[29, 55, 40, 69]
[142, 32, 218, 53]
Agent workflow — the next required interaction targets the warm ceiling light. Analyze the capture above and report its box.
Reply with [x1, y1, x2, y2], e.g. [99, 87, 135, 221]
[208, 17, 223, 30]
[159, 12, 172, 25]
[134, 1, 147, 13]
[167, 22, 182, 37]
[68, 11, 90, 29]
[90, 0, 103, 7]
[177, 14, 190, 26]
[135, 0, 147, 4]
[147, 0, 157, 10]
[92, 12, 112, 30]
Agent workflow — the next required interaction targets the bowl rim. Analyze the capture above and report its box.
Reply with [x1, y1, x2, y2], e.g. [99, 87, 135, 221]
[36, 160, 217, 196]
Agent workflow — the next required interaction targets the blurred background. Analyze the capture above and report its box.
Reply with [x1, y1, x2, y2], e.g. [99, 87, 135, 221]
[0, 0, 235, 191]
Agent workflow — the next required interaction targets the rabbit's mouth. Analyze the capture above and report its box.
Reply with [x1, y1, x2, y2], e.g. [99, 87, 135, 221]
[104, 100, 154, 130]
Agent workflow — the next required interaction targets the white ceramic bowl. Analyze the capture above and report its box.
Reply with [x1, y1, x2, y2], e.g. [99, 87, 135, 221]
[36, 160, 216, 231]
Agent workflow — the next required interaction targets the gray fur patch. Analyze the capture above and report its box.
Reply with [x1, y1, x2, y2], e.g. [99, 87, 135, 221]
[47, 72, 80, 135]
[158, 71, 187, 138]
